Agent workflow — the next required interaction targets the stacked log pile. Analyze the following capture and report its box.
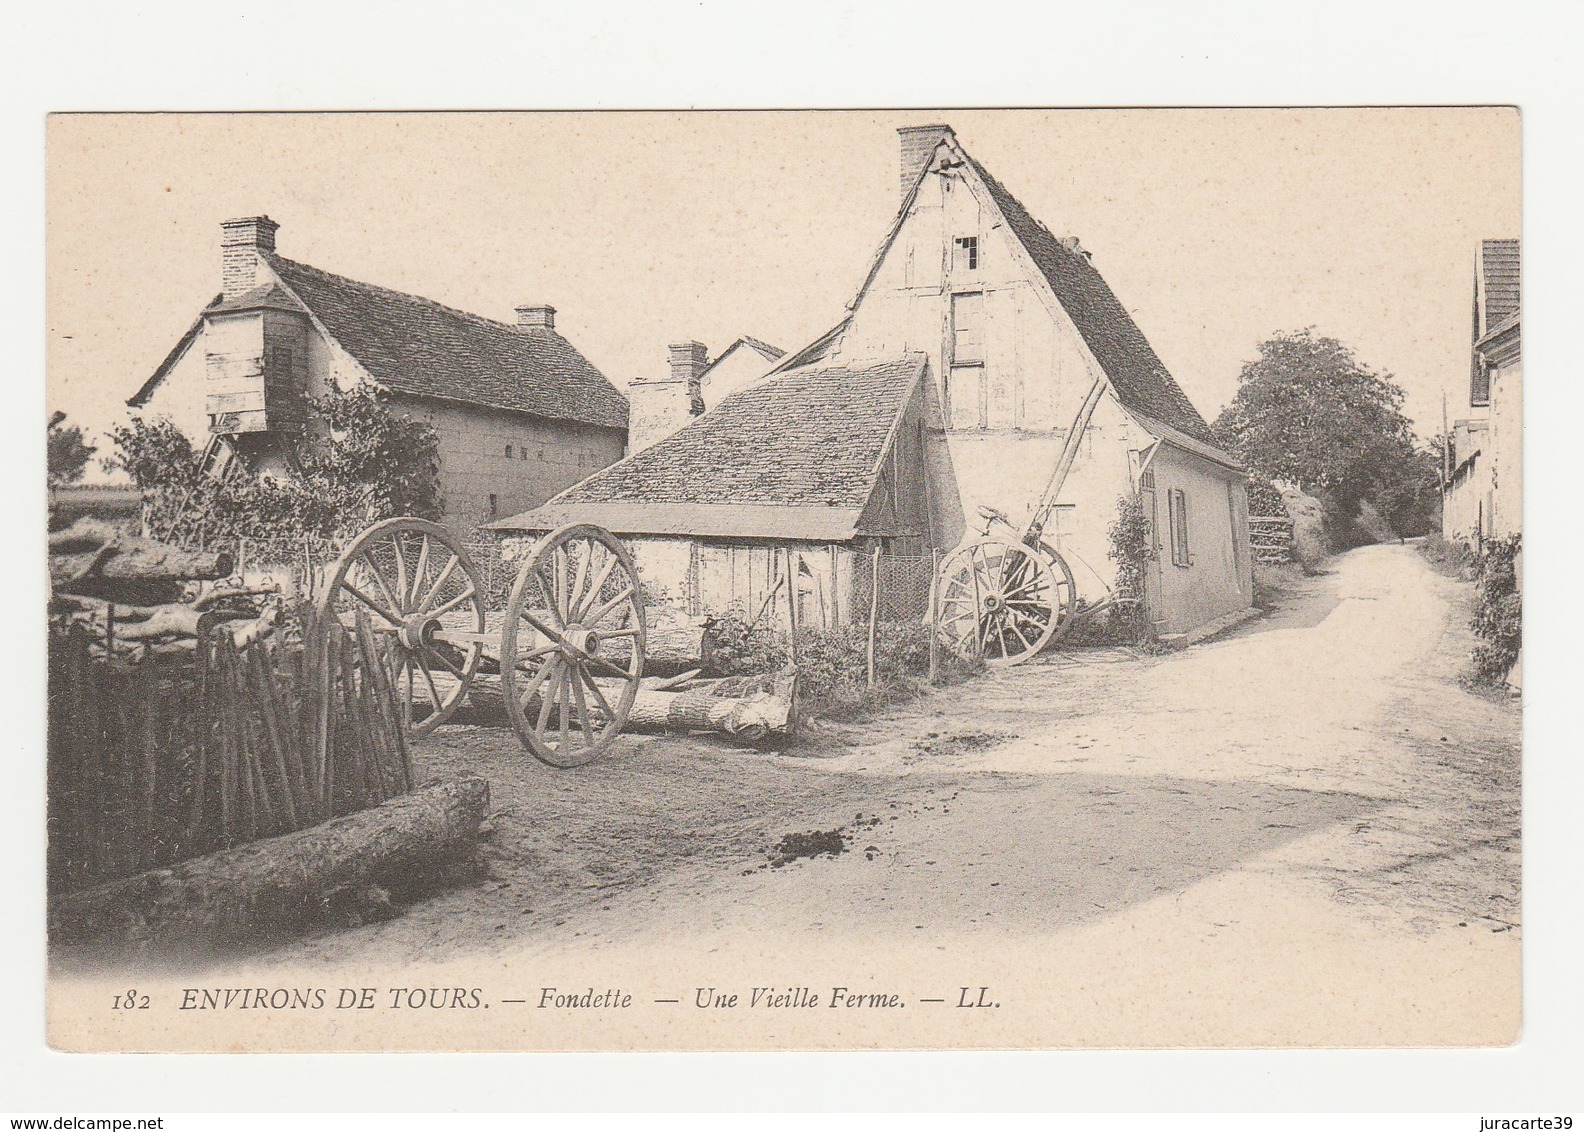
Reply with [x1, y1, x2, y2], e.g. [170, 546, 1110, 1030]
[1249, 515, 1297, 565]
[50, 519, 283, 657]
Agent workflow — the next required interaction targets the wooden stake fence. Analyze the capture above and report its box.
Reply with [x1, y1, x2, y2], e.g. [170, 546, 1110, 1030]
[48, 609, 413, 896]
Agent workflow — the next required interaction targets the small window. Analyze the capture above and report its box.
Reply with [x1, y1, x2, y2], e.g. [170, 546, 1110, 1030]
[1168, 488, 1191, 567]
[538, 449, 545, 461]
[521, 447, 529, 460]
[488, 493, 498, 518]
[953, 236, 979, 272]
[505, 444, 514, 459]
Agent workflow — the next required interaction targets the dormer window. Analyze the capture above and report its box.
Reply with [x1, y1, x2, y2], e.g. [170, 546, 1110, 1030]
[953, 236, 979, 272]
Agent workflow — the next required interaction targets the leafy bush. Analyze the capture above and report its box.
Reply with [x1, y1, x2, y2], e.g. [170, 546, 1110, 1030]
[107, 386, 440, 543]
[48, 411, 96, 486]
[1420, 531, 1476, 579]
[1469, 534, 1521, 686]
[708, 607, 977, 718]
[1088, 494, 1158, 647]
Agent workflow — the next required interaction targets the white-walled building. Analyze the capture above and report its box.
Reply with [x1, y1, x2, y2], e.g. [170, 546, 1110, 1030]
[497, 125, 1252, 641]
[130, 217, 629, 535]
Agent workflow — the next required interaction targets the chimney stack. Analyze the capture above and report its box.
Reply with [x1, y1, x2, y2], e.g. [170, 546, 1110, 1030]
[668, 341, 708, 410]
[625, 340, 709, 453]
[220, 216, 279, 300]
[896, 124, 955, 203]
[515, 304, 556, 331]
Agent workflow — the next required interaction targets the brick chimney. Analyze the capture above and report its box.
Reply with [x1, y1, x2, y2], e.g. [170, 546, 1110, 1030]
[625, 341, 708, 453]
[220, 216, 279, 300]
[515, 304, 556, 331]
[897, 124, 955, 203]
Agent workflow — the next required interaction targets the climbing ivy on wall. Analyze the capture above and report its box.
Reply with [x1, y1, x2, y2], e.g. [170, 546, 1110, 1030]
[108, 386, 441, 544]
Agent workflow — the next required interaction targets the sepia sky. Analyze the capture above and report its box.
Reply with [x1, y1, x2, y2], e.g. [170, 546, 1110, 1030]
[46, 108, 1519, 471]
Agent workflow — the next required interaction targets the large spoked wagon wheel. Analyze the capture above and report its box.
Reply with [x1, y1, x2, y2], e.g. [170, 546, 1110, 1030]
[499, 523, 646, 768]
[317, 517, 486, 738]
[1031, 540, 1080, 647]
[936, 537, 1074, 666]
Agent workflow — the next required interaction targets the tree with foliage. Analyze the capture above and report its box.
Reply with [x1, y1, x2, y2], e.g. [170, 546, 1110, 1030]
[47, 411, 96, 486]
[1213, 328, 1439, 548]
[107, 386, 440, 544]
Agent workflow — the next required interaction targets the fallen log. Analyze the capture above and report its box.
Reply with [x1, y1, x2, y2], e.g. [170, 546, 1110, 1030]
[624, 666, 798, 743]
[49, 775, 490, 948]
[50, 518, 234, 601]
[643, 617, 717, 674]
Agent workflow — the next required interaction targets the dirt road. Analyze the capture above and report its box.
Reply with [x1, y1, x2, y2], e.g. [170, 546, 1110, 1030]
[257, 542, 1519, 1046]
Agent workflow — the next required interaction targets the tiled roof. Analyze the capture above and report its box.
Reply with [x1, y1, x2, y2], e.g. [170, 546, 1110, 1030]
[265, 255, 628, 430]
[1480, 239, 1520, 332]
[494, 354, 924, 535]
[963, 155, 1222, 448]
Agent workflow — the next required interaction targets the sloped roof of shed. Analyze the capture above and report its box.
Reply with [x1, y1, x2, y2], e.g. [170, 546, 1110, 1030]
[493, 354, 924, 537]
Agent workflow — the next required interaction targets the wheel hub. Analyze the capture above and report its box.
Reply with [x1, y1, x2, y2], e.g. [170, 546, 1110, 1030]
[561, 626, 600, 657]
[981, 593, 1004, 614]
[398, 615, 439, 651]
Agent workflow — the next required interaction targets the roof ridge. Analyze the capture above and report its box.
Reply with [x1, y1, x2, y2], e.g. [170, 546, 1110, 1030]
[516, 353, 925, 524]
[738, 335, 785, 359]
[268, 253, 532, 338]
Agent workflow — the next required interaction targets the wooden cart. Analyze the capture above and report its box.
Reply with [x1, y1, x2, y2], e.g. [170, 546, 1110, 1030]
[934, 378, 1109, 667]
[316, 519, 645, 767]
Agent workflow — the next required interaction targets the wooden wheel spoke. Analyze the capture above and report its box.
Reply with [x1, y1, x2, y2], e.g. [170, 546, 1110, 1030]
[534, 671, 559, 737]
[582, 673, 617, 723]
[417, 554, 460, 614]
[340, 581, 403, 626]
[567, 667, 595, 747]
[426, 644, 467, 680]
[556, 668, 572, 749]
[516, 654, 557, 709]
[429, 586, 478, 618]
[553, 545, 570, 622]
[579, 652, 633, 681]
[409, 534, 432, 607]
[1006, 619, 1035, 653]
[572, 550, 618, 622]
[520, 609, 563, 646]
[513, 644, 560, 667]
[531, 560, 563, 629]
[391, 535, 410, 606]
[361, 555, 407, 618]
[415, 652, 444, 710]
[585, 585, 633, 629]
[567, 541, 591, 622]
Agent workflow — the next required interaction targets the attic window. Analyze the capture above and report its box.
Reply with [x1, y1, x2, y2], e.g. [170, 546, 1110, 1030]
[953, 236, 979, 272]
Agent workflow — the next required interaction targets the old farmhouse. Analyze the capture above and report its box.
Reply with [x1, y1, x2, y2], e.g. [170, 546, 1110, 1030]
[129, 217, 629, 536]
[497, 125, 1252, 643]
